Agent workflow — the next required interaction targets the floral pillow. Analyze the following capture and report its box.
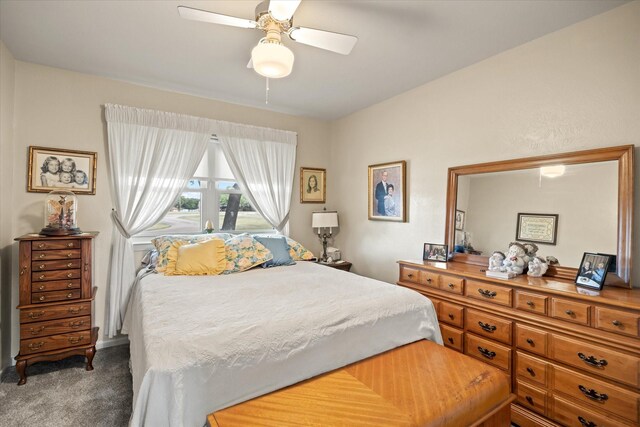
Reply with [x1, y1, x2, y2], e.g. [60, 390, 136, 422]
[285, 237, 315, 261]
[223, 234, 273, 274]
[152, 233, 232, 272]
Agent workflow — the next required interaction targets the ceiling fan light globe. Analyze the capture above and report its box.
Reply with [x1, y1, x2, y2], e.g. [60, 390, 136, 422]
[251, 41, 294, 78]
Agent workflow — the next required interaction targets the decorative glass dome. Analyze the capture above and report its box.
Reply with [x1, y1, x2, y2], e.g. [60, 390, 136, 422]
[41, 190, 81, 236]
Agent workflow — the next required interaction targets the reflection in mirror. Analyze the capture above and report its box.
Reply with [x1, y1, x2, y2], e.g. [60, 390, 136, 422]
[455, 161, 618, 267]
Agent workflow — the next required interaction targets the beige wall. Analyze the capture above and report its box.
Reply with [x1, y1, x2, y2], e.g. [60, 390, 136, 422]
[0, 41, 16, 368]
[1, 60, 331, 369]
[330, 2, 640, 285]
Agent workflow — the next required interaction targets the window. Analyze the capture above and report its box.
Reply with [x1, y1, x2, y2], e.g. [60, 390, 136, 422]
[139, 140, 272, 237]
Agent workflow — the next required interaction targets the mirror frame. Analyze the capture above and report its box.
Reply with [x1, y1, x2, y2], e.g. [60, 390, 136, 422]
[445, 145, 634, 287]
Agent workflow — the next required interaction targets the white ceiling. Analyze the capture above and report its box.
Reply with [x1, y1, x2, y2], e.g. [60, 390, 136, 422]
[0, 0, 627, 120]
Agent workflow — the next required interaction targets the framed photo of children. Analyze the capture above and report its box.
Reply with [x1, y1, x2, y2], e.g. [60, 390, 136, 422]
[27, 146, 97, 195]
[368, 160, 406, 222]
[300, 167, 326, 203]
[423, 243, 448, 262]
[575, 252, 613, 290]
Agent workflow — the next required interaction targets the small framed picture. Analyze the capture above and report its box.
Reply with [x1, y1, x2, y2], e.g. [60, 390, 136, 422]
[575, 252, 613, 290]
[368, 160, 407, 222]
[28, 146, 97, 195]
[423, 243, 448, 262]
[516, 213, 558, 245]
[300, 167, 326, 203]
[455, 209, 465, 230]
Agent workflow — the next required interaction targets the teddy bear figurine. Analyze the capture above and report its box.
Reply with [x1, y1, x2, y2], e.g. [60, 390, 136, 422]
[522, 242, 539, 265]
[488, 251, 506, 272]
[527, 256, 549, 277]
[502, 242, 527, 275]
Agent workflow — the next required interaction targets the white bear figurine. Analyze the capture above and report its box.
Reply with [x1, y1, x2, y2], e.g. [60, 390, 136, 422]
[527, 257, 549, 277]
[488, 251, 506, 272]
[502, 242, 527, 275]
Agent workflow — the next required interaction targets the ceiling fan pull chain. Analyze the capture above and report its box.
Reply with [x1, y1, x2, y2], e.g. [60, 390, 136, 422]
[265, 77, 270, 104]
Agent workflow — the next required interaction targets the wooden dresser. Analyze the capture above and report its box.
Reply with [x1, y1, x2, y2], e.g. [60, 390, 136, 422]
[14, 232, 99, 385]
[398, 260, 640, 427]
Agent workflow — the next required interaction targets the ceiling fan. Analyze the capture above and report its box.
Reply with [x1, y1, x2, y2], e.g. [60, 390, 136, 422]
[178, 0, 358, 79]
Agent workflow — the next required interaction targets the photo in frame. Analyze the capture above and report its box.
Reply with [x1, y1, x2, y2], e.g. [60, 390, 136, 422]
[516, 213, 558, 245]
[28, 146, 97, 195]
[423, 243, 448, 262]
[300, 167, 326, 203]
[575, 252, 613, 290]
[455, 209, 465, 230]
[368, 160, 406, 222]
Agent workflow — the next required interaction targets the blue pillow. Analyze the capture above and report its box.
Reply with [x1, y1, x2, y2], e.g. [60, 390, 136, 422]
[254, 235, 295, 268]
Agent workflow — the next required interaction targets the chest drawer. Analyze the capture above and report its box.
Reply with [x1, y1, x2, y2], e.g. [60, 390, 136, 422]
[400, 266, 420, 283]
[551, 298, 591, 326]
[32, 269, 81, 282]
[465, 309, 512, 345]
[515, 324, 548, 357]
[552, 395, 635, 427]
[20, 315, 91, 338]
[465, 333, 512, 373]
[438, 301, 464, 328]
[440, 324, 463, 352]
[20, 302, 91, 323]
[31, 259, 81, 272]
[516, 379, 547, 416]
[438, 274, 464, 294]
[552, 365, 639, 423]
[516, 351, 548, 387]
[32, 239, 80, 250]
[31, 289, 81, 304]
[419, 271, 439, 288]
[20, 330, 92, 355]
[32, 249, 81, 261]
[550, 334, 640, 388]
[465, 280, 512, 307]
[515, 291, 548, 315]
[31, 279, 80, 293]
[595, 306, 639, 337]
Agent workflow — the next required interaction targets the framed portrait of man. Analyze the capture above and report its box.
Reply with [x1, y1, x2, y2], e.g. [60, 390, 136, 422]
[300, 167, 326, 203]
[368, 160, 406, 222]
[575, 252, 612, 290]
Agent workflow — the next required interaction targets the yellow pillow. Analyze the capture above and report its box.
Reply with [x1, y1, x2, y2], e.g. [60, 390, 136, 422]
[164, 238, 226, 276]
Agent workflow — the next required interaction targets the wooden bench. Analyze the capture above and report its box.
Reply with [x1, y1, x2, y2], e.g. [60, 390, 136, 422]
[208, 340, 515, 426]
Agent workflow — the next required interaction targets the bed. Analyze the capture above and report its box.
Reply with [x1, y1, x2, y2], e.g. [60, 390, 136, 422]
[122, 261, 442, 427]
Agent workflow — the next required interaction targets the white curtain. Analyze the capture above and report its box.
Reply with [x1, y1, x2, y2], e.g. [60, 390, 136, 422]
[217, 122, 297, 235]
[105, 104, 214, 337]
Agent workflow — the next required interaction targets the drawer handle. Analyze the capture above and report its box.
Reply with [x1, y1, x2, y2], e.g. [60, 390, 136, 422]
[448, 313, 455, 320]
[565, 310, 575, 316]
[426, 278, 432, 283]
[28, 342, 45, 350]
[38, 285, 45, 290]
[39, 275, 45, 280]
[39, 254, 46, 259]
[578, 416, 597, 427]
[67, 273, 73, 278]
[447, 283, 455, 289]
[67, 282, 74, 288]
[28, 311, 45, 319]
[68, 306, 83, 314]
[38, 243, 45, 249]
[525, 396, 534, 405]
[39, 264, 45, 269]
[478, 321, 497, 332]
[67, 253, 73, 257]
[612, 320, 622, 327]
[69, 320, 85, 328]
[478, 288, 497, 298]
[39, 296, 45, 301]
[447, 337, 454, 344]
[578, 353, 608, 368]
[20, 267, 26, 275]
[68, 336, 84, 344]
[67, 242, 74, 247]
[526, 367, 535, 376]
[30, 326, 46, 335]
[526, 300, 535, 307]
[66, 293, 74, 298]
[407, 273, 414, 278]
[477, 346, 496, 359]
[578, 385, 608, 402]
[67, 262, 73, 268]
[526, 338, 534, 346]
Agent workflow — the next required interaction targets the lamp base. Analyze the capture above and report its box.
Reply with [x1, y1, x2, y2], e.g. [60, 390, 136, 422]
[40, 226, 82, 236]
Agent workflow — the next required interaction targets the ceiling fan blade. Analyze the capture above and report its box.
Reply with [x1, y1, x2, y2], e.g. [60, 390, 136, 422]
[289, 27, 357, 55]
[177, 6, 257, 29]
[247, 58, 253, 69]
[268, 0, 301, 22]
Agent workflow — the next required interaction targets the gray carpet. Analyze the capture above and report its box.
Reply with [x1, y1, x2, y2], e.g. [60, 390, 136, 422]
[0, 345, 132, 427]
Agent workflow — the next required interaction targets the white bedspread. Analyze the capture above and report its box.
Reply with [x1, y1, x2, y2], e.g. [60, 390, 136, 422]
[122, 262, 442, 427]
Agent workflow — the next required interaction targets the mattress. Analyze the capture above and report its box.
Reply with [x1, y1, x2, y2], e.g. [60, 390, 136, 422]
[122, 261, 442, 427]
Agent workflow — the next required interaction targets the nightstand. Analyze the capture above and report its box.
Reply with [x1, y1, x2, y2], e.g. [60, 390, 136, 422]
[318, 261, 352, 272]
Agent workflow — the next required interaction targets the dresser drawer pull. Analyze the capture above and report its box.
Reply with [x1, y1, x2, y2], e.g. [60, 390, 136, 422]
[565, 310, 575, 316]
[526, 338, 534, 345]
[67, 282, 74, 288]
[447, 283, 455, 289]
[478, 321, 497, 332]
[612, 320, 622, 327]
[39, 264, 45, 269]
[578, 353, 608, 368]
[526, 367, 535, 376]
[578, 416, 597, 427]
[448, 313, 455, 320]
[447, 337, 454, 344]
[20, 267, 26, 275]
[68, 336, 84, 344]
[39, 274, 45, 280]
[66, 293, 74, 299]
[477, 288, 497, 298]
[67, 273, 73, 278]
[69, 320, 85, 328]
[578, 385, 608, 402]
[477, 346, 496, 359]
[526, 300, 535, 307]
[39, 296, 45, 301]
[30, 326, 46, 335]
[426, 278, 432, 283]
[28, 342, 45, 350]
[38, 243, 45, 249]
[28, 311, 45, 319]
[68, 306, 83, 314]
[39, 254, 45, 259]
[38, 285, 45, 290]
[67, 242, 74, 247]
[525, 396, 534, 405]
[407, 273, 414, 278]
[67, 262, 73, 268]
[67, 253, 73, 257]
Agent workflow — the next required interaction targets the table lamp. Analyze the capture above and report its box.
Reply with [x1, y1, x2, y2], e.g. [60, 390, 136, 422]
[312, 210, 338, 262]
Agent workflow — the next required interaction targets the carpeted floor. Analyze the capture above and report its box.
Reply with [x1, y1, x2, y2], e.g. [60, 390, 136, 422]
[0, 345, 132, 427]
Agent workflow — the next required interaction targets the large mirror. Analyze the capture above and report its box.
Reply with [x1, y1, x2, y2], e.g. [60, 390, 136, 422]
[445, 145, 634, 287]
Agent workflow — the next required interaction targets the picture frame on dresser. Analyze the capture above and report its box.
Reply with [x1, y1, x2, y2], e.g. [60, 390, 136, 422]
[575, 252, 612, 290]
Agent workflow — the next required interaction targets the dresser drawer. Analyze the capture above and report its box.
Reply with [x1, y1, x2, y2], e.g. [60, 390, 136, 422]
[31, 279, 80, 293]
[438, 301, 464, 328]
[32, 239, 80, 250]
[31, 259, 82, 272]
[31, 289, 81, 304]
[438, 274, 464, 294]
[515, 291, 548, 315]
[516, 380, 547, 416]
[32, 269, 81, 282]
[552, 395, 635, 427]
[465, 333, 512, 372]
[419, 271, 439, 288]
[20, 302, 91, 323]
[595, 306, 639, 337]
[465, 280, 512, 307]
[31, 249, 81, 261]
[551, 298, 591, 326]
[440, 324, 463, 352]
[552, 365, 639, 423]
[400, 266, 420, 283]
[465, 309, 512, 345]
[515, 324, 548, 357]
[20, 330, 92, 355]
[20, 315, 91, 339]
[516, 351, 548, 387]
[550, 334, 640, 388]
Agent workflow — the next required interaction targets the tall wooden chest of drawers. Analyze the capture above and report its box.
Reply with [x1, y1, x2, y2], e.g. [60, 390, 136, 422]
[14, 233, 98, 385]
[398, 260, 640, 427]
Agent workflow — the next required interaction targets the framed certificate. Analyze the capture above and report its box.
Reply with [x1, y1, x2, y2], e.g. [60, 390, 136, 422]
[516, 213, 558, 245]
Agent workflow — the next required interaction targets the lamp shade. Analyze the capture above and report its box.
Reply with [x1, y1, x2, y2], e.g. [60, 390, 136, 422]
[312, 211, 338, 229]
[251, 40, 294, 78]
